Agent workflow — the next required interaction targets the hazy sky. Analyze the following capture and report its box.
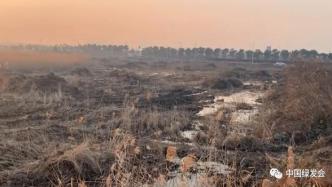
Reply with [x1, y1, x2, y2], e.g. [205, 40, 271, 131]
[0, 0, 331, 51]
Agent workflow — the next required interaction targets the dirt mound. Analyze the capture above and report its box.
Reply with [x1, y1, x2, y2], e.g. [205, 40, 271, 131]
[109, 69, 148, 86]
[4, 73, 80, 96]
[224, 67, 248, 79]
[205, 63, 217, 69]
[211, 78, 243, 90]
[225, 68, 272, 81]
[251, 70, 272, 80]
[70, 67, 92, 76]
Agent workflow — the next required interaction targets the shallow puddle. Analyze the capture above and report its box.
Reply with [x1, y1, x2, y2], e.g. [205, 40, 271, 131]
[197, 90, 264, 117]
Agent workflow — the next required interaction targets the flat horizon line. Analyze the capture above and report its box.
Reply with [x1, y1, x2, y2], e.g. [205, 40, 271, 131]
[0, 42, 331, 54]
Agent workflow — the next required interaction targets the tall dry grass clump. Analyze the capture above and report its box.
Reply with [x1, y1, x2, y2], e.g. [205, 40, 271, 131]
[118, 99, 191, 139]
[257, 62, 332, 138]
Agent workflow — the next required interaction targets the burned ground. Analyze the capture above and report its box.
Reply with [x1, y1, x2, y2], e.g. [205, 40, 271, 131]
[0, 59, 331, 186]
[4, 73, 81, 97]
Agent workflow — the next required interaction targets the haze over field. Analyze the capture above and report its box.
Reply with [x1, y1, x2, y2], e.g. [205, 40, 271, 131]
[0, 0, 331, 51]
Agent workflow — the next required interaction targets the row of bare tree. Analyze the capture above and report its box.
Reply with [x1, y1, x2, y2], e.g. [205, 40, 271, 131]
[141, 46, 332, 62]
[1, 44, 331, 62]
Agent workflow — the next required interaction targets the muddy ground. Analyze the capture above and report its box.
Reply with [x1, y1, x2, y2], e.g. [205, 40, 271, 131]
[0, 59, 331, 186]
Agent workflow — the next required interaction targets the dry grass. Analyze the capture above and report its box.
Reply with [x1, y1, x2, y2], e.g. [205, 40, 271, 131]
[262, 146, 332, 187]
[117, 99, 191, 139]
[1, 59, 331, 186]
[272, 62, 332, 132]
[256, 62, 332, 186]
[255, 62, 332, 140]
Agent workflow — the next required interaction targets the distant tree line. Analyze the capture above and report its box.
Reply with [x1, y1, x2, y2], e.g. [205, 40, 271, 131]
[1, 44, 331, 63]
[141, 46, 332, 63]
[0, 44, 130, 57]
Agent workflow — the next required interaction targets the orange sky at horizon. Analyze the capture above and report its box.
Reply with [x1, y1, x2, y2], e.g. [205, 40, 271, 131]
[0, 0, 331, 52]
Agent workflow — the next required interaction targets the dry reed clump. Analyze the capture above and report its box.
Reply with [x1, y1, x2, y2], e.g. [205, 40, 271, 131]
[46, 143, 102, 185]
[194, 108, 231, 146]
[106, 129, 166, 186]
[6, 142, 111, 187]
[194, 119, 227, 147]
[256, 62, 332, 140]
[117, 100, 191, 139]
[0, 141, 42, 173]
[4, 127, 167, 187]
[262, 146, 332, 187]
